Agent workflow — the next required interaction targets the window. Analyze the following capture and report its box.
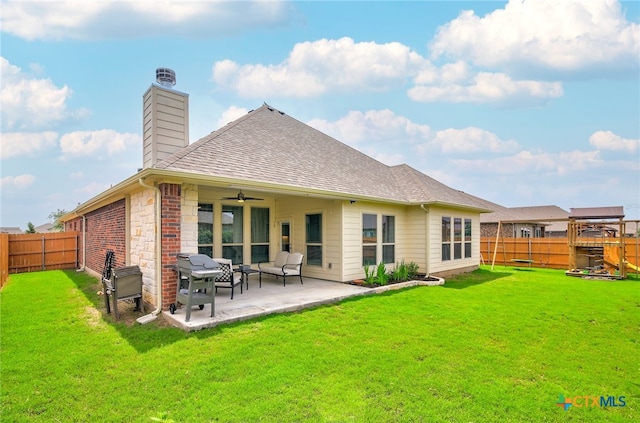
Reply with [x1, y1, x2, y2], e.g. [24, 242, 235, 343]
[442, 217, 451, 261]
[306, 213, 322, 266]
[464, 219, 472, 258]
[251, 207, 270, 263]
[520, 228, 531, 238]
[454, 218, 462, 259]
[222, 205, 243, 264]
[198, 203, 213, 257]
[382, 215, 395, 264]
[362, 213, 377, 266]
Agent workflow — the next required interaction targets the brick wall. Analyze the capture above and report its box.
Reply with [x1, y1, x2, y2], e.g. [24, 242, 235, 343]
[160, 184, 181, 309]
[480, 222, 516, 238]
[64, 216, 84, 263]
[84, 199, 127, 275]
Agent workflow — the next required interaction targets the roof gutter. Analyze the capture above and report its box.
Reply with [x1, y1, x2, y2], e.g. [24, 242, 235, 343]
[136, 177, 162, 324]
[417, 200, 494, 214]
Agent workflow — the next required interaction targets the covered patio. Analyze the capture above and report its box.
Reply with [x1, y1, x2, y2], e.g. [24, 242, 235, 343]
[160, 273, 444, 332]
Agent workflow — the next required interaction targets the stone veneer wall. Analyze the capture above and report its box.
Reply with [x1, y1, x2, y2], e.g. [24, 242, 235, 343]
[181, 184, 198, 253]
[160, 183, 181, 309]
[130, 188, 157, 307]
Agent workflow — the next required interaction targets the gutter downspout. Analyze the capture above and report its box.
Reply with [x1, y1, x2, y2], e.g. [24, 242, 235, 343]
[75, 214, 86, 272]
[137, 177, 162, 324]
[420, 205, 429, 275]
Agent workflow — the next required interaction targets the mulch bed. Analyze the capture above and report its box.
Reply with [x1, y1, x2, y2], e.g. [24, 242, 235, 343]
[351, 274, 440, 288]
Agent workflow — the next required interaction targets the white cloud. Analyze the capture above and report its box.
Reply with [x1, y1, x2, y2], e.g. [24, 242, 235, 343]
[0, 0, 292, 41]
[307, 109, 432, 146]
[59, 130, 140, 159]
[213, 37, 426, 98]
[1, 174, 36, 189]
[0, 131, 58, 159]
[430, 0, 640, 76]
[589, 130, 639, 152]
[372, 152, 405, 167]
[307, 109, 519, 160]
[216, 106, 249, 129]
[425, 127, 519, 154]
[409, 71, 563, 104]
[74, 181, 112, 197]
[453, 149, 603, 176]
[0, 57, 85, 131]
[213, 37, 564, 106]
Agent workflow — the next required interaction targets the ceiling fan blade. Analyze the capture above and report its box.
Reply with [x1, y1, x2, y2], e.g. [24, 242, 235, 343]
[220, 191, 263, 201]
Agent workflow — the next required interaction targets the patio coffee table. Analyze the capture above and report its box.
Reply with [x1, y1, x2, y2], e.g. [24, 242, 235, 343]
[235, 266, 259, 290]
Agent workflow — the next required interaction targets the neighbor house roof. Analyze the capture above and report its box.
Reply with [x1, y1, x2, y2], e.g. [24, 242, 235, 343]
[0, 227, 23, 234]
[569, 206, 625, 220]
[35, 223, 56, 233]
[154, 104, 491, 212]
[474, 197, 522, 223]
[509, 205, 569, 232]
[480, 203, 569, 231]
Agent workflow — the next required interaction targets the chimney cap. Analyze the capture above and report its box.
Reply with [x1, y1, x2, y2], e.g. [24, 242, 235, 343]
[156, 68, 176, 88]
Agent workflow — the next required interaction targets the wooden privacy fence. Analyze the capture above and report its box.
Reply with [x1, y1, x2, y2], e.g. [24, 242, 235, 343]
[0, 234, 8, 288]
[481, 237, 640, 271]
[0, 232, 80, 287]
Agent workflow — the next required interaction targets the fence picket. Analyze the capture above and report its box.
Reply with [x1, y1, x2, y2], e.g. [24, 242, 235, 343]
[480, 237, 639, 271]
[2, 232, 80, 277]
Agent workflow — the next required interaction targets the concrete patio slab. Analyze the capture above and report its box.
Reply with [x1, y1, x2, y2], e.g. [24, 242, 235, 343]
[161, 273, 444, 331]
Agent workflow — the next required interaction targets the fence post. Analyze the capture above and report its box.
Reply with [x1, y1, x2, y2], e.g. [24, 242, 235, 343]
[42, 236, 45, 271]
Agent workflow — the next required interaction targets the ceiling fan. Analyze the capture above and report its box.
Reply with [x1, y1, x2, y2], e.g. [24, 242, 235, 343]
[222, 190, 263, 203]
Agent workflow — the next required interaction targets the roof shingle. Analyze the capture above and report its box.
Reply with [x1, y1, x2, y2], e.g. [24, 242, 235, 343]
[155, 104, 489, 210]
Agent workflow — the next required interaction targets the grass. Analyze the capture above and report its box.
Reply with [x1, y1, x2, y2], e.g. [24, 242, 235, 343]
[1, 267, 638, 422]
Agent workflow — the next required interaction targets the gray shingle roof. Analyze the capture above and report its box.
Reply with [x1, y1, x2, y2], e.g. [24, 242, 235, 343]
[480, 204, 568, 224]
[569, 206, 624, 219]
[509, 205, 569, 221]
[155, 104, 489, 210]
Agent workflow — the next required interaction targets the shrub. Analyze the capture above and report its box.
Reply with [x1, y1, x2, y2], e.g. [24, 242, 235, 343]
[364, 265, 375, 285]
[375, 262, 388, 285]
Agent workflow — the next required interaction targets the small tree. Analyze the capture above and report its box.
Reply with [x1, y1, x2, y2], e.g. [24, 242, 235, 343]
[25, 222, 36, 233]
[48, 208, 68, 232]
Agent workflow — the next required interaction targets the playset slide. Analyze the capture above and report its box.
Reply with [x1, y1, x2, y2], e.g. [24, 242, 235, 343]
[603, 245, 640, 272]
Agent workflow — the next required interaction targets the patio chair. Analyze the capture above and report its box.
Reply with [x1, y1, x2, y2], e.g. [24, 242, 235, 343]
[212, 258, 243, 299]
[258, 251, 304, 287]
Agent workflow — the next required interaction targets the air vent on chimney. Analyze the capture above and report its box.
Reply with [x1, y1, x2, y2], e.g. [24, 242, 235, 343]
[156, 68, 176, 88]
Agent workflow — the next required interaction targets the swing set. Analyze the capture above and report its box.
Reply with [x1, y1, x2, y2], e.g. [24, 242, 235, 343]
[489, 212, 640, 280]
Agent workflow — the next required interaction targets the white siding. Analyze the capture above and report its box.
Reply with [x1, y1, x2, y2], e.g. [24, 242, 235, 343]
[186, 186, 481, 282]
[275, 197, 342, 281]
[342, 202, 422, 281]
[427, 206, 481, 276]
[403, 206, 429, 274]
[142, 85, 189, 168]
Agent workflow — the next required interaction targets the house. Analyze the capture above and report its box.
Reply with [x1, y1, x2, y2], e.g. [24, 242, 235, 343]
[35, 223, 58, 233]
[0, 227, 23, 234]
[61, 69, 493, 312]
[480, 202, 569, 238]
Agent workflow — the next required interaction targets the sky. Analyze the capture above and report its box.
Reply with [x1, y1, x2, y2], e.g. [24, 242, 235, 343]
[1, 0, 639, 230]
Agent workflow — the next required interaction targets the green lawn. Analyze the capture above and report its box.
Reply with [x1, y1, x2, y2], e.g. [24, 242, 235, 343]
[1, 267, 638, 422]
